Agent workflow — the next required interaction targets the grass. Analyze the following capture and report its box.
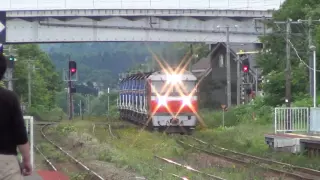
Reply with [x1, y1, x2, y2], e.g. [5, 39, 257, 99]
[40, 98, 320, 179]
[64, 121, 206, 180]
[49, 120, 285, 180]
[195, 109, 320, 170]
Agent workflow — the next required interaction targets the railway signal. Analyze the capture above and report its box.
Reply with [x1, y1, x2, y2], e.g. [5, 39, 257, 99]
[68, 60, 77, 76]
[243, 65, 249, 73]
[9, 55, 15, 61]
[6, 55, 16, 68]
[242, 59, 250, 73]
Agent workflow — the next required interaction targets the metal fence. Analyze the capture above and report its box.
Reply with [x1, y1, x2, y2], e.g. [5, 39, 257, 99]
[23, 116, 34, 170]
[274, 107, 309, 134]
[310, 107, 320, 133]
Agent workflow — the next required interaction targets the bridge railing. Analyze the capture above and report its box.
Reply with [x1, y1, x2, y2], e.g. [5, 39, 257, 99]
[274, 107, 309, 134]
[22, 116, 34, 169]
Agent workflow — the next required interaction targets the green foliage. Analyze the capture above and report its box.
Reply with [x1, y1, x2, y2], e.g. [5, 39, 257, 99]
[196, 102, 320, 169]
[4, 44, 63, 115]
[202, 97, 273, 128]
[44, 43, 174, 88]
[56, 123, 76, 135]
[0, 81, 5, 88]
[257, 0, 320, 106]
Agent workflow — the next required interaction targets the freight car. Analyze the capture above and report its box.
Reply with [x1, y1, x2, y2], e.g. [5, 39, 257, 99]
[117, 70, 198, 134]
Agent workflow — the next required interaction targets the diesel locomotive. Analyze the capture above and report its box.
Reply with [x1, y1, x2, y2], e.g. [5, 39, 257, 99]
[117, 69, 198, 134]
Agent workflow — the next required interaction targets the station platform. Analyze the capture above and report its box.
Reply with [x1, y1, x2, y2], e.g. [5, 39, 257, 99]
[265, 133, 320, 156]
[24, 171, 69, 180]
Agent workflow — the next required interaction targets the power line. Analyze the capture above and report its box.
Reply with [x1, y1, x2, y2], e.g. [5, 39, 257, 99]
[271, 18, 320, 109]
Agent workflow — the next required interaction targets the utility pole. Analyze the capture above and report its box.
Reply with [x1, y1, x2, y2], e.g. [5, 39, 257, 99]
[236, 54, 240, 105]
[79, 99, 82, 119]
[274, 19, 293, 107]
[87, 95, 90, 114]
[28, 61, 32, 108]
[294, 18, 320, 97]
[107, 87, 110, 116]
[273, 18, 320, 100]
[308, 17, 313, 96]
[285, 19, 291, 107]
[26, 59, 37, 109]
[217, 25, 238, 107]
[226, 26, 231, 107]
[189, 44, 193, 71]
[263, 16, 266, 50]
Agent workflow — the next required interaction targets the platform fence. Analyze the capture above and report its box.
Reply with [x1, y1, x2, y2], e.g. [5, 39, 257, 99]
[274, 107, 309, 134]
[21, 116, 34, 170]
[310, 107, 320, 133]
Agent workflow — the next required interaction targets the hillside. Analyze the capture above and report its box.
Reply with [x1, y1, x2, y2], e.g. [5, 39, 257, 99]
[40, 42, 188, 89]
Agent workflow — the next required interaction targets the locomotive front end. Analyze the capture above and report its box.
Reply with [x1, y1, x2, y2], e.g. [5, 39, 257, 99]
[149, 71, 198, 134]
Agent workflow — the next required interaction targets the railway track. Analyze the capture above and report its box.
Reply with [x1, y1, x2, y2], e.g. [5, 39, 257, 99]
[178, 136, 320, 180]
[38, 123, 105, 180]
[154, 155, 226, 180]
[106, 123, 191, 180]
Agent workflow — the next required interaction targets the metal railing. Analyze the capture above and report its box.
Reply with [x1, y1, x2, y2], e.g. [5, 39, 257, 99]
[23, 116, 34, 169]
[274, 107, 309, 134]
[310, 107, 320, 133]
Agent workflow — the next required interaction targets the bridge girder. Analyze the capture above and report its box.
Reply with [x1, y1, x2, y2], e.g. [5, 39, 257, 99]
[6, 15, 268, 43]
[6, 9, 273, 18]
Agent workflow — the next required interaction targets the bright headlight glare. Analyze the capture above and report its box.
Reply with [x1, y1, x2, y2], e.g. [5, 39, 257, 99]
[157, 96, 167, 106]
[182, 96, 191, 106]
[167, 74, 181, 83]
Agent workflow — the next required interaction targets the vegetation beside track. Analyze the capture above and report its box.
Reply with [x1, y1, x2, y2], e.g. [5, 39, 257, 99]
[46, 119, 296, 180]
[196, 97, 320, 170]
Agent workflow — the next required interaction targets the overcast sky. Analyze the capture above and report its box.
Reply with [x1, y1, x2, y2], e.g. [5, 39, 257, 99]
[1, 0, 283, 11]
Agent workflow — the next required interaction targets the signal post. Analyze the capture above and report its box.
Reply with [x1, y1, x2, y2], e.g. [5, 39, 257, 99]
[236, 50, 259, 105]
[3, 45, 18, 91]
[63, 59, 78, 120]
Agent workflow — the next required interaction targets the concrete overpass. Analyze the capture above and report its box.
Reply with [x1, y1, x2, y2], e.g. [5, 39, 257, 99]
[0, 0, 282, 43]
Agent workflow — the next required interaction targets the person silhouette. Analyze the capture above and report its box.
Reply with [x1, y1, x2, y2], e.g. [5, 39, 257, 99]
[0, 53, 32, 179]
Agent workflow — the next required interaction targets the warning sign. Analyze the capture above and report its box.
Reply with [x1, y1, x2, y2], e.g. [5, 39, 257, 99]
[221, 104, 227, 111]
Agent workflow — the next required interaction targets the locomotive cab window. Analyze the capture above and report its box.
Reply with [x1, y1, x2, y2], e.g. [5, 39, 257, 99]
[151, 80, 196, 95]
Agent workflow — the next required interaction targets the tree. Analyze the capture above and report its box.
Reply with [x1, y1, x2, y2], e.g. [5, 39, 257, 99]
[257, 0, 320, 106]
[0, 81, 5, 88]
[13, 44, 62, 111]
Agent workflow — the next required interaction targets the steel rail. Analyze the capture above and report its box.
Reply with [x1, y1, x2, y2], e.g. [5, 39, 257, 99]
[40, 124, 105, 180]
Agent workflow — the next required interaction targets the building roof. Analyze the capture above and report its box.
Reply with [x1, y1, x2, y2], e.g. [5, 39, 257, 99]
[191, 57, 210, 71]
[191, 42, 261, 74]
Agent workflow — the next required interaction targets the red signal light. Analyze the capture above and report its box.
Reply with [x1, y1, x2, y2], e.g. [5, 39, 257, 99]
[69, 60, 77, 76]
[243, 65, 249, 73]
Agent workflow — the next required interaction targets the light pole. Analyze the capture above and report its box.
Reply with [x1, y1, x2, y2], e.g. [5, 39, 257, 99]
[310, 45, 317, 107]
[296, 18, 320, 98]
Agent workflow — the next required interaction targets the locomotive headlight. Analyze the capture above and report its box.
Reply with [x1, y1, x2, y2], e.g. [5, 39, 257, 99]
[167, 74, 181, 83]
[182, 96, 191, 106]
[157, 96, 167, 106]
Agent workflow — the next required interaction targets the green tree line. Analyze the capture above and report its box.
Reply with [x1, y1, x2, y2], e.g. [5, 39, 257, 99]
[258, 0, 320, 106]
[3, 44, 63, 117]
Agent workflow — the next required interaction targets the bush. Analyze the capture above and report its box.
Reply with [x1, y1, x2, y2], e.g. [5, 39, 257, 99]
[28, 106, 67, 121]
[201, 97, 273, 128]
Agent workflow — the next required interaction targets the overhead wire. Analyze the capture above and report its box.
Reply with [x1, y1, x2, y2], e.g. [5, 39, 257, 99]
[274, 23, 320, 72]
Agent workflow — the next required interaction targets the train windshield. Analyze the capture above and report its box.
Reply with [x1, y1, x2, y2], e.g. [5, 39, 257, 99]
[152, 81, 196, 95]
